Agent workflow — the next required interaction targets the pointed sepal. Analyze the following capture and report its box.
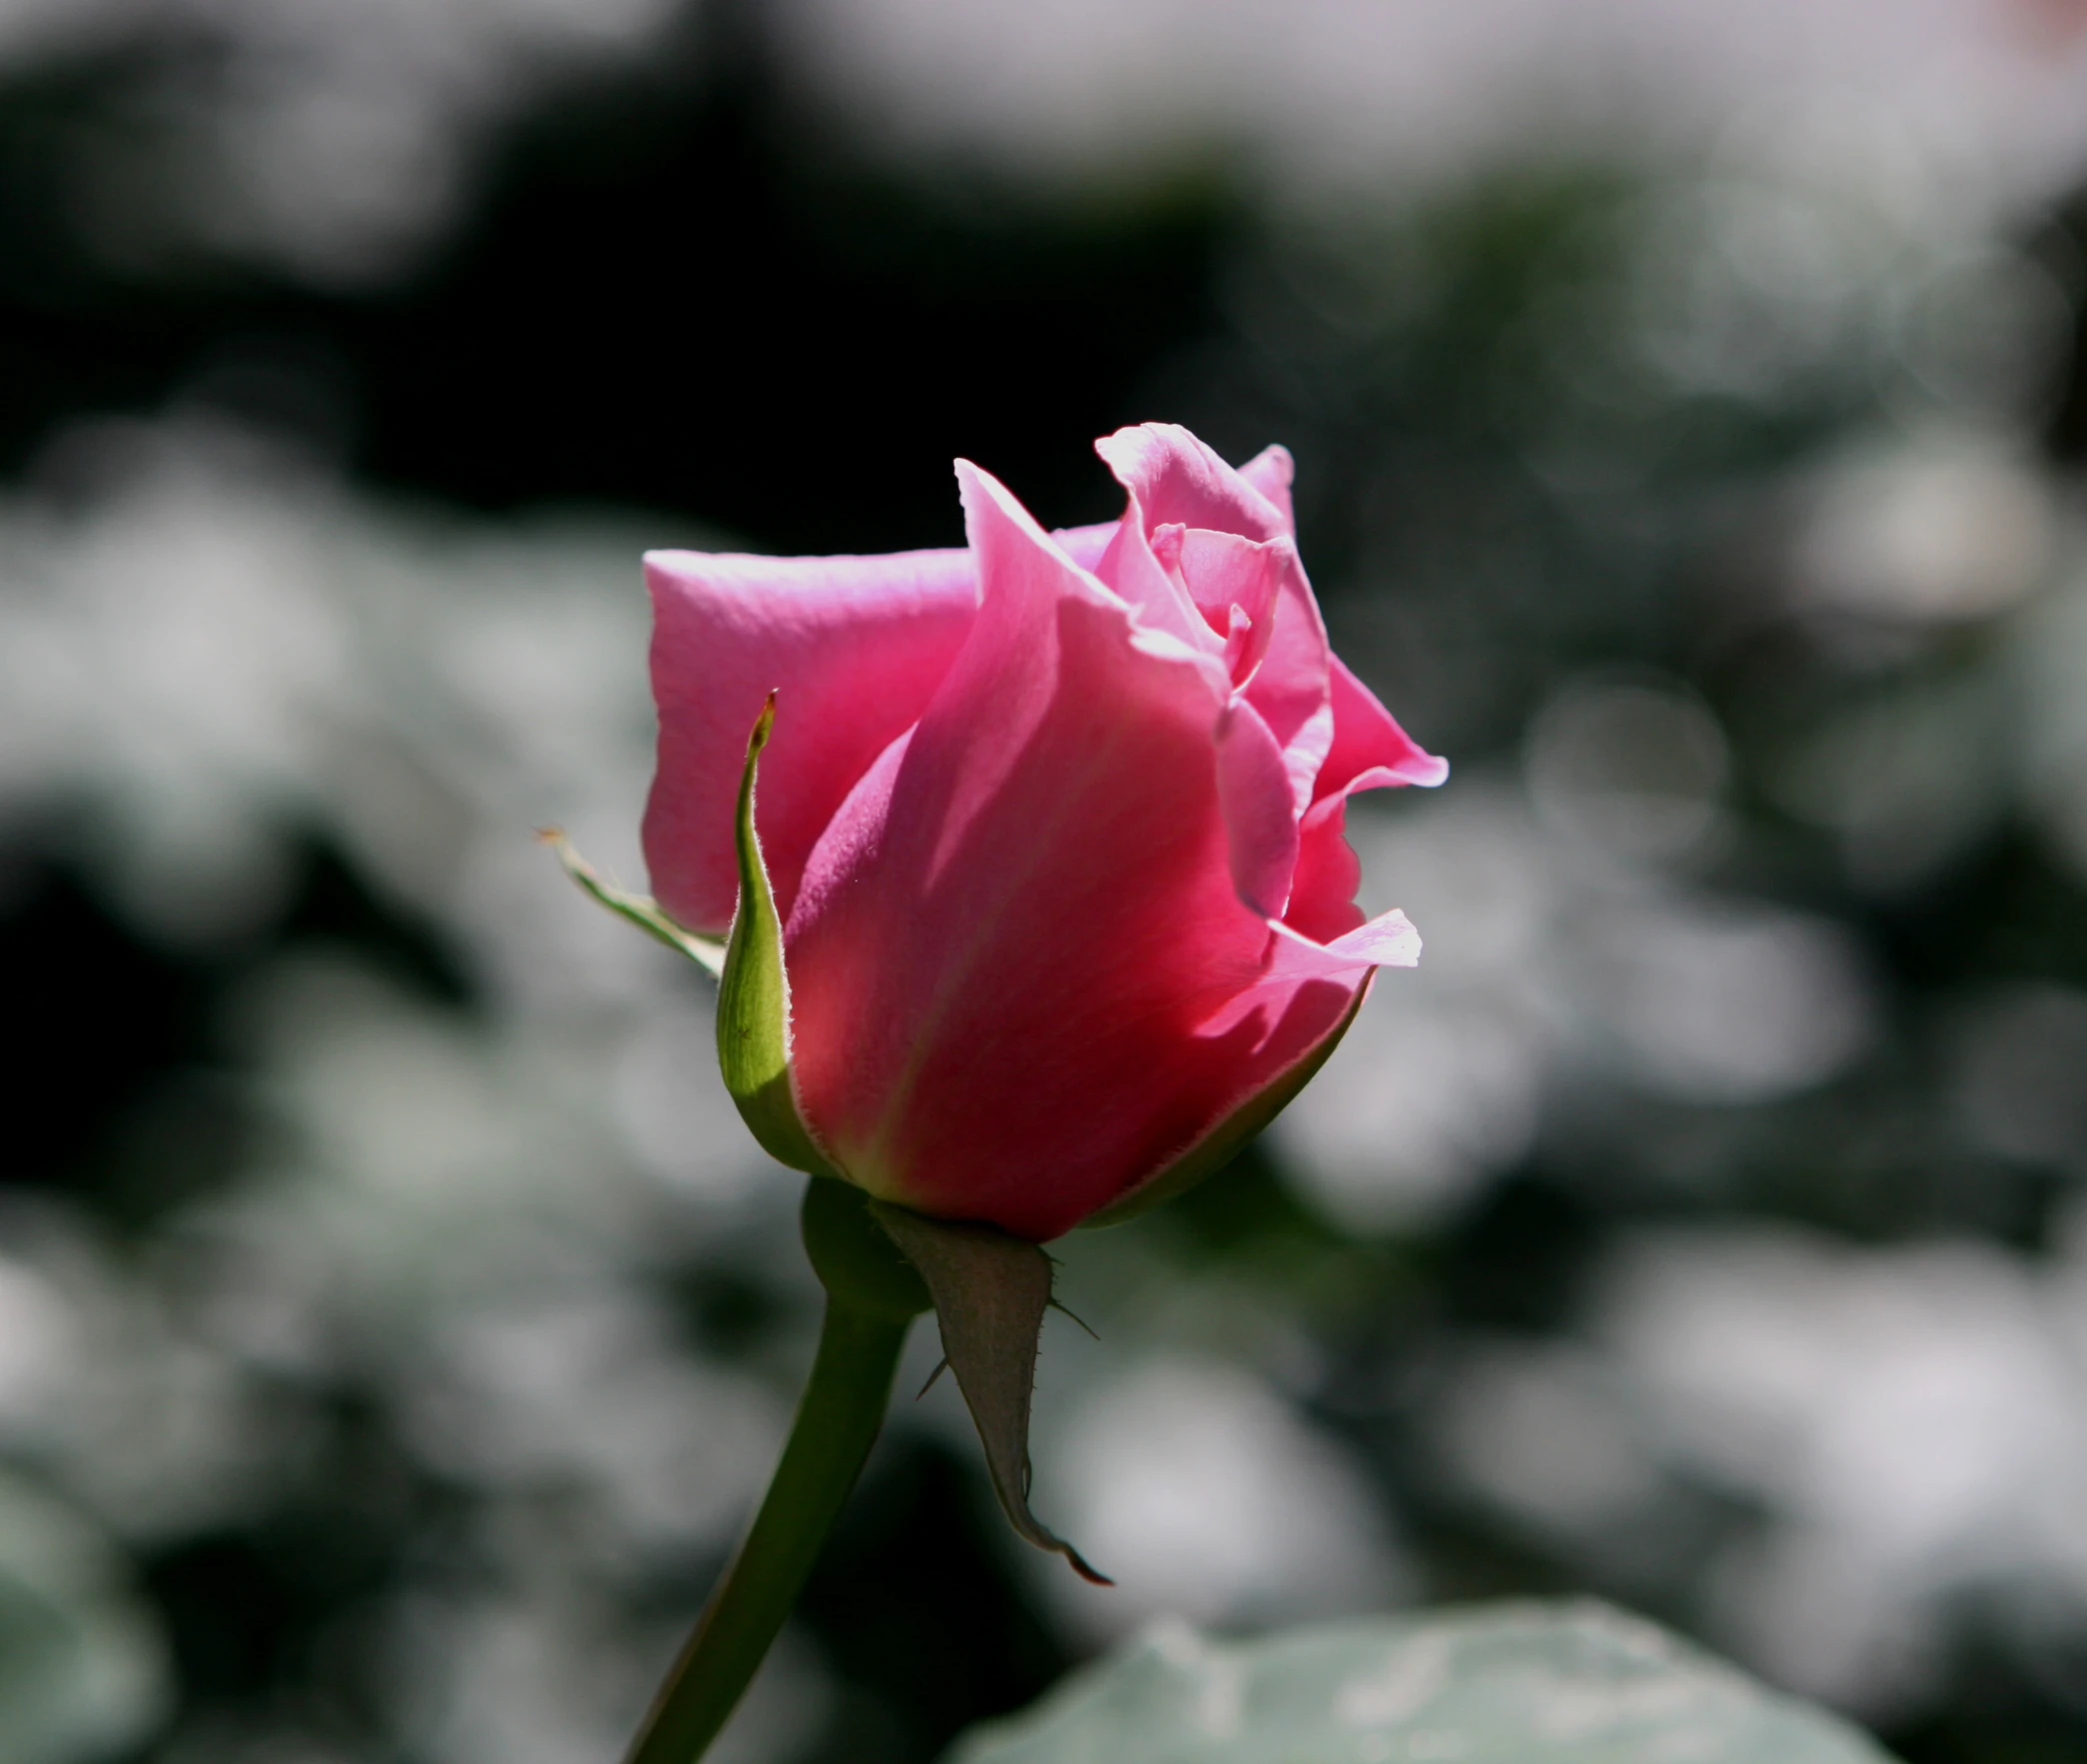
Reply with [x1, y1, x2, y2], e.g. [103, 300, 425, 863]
[870, 1201, 1110, 1584]
[540, 827, 727, 976]
[717, 695, 836, 1177]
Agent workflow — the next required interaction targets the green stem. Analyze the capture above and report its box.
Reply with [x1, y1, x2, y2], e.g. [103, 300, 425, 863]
[626, 1298, 909, 1763]
[625, 1178, 928, 1764]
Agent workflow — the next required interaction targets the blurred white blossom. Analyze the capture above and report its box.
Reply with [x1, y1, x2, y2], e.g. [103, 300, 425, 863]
[1275, 762, 1876, 1228]
[1794, 432, 2057, 625]
[778, 0, 2087, 220]
[0, 419, 804, 1756]
[0, 1471, 168, 1764]
[1945, 982, 2087, 1169]
[1038, 1356, 1406, 1641]
[0, 0, 687, 284]
[1440, 1222, 2087, 1717]
[1271, 787, 1554, 1230]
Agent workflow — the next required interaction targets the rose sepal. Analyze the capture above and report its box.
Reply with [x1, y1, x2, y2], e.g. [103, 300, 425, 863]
[870, 1202, 1110, 1584]
[540, 827, 727, 975]
[716, 694, 840, 1178]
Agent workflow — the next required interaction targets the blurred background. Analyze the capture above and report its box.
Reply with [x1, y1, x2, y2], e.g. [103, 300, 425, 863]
[6, 0, 2087, 1760]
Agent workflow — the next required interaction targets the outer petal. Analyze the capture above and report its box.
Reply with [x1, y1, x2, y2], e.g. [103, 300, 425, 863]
[642, 547, 976, 932]
[1317, 652, 1449, 796]
[1080, 973, 1365, 1228]
[785, 461, 1319, 1239]
[1236, 444, 1296, 531]
[1281, 677, 1445, 946]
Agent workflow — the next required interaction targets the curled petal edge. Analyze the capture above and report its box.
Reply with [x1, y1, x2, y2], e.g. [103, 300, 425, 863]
[1262, 906, 1422, 979]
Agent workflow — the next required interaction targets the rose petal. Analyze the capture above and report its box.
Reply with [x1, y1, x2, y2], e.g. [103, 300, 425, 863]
[1090, 508, 1222, 657]
[1051, 519, 1120, 572]
[1318, 653, 1449, 796]
[1262, 907, 1422, 978]
[1096, 425, 1334, 810]
[787, 461, 1304, 1238]
[1241, 559, 1336, 814]
[1283, 684, 1443, 946]
[1236, 444, 1296, 532]
[1215, 697, 1301, 918]
[643, 546, 976, 932]
[1177, 527, 1286, 685]
[1095, 423, 1288, 542]
[1282, 791, 1366, 945]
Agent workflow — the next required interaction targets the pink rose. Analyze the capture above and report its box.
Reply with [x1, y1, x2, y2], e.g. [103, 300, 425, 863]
[644, 424, 1444, 1241]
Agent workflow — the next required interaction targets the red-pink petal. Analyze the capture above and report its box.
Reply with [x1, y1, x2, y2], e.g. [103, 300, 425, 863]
[786, 461, 1310, 1239]
[1094, 425, 1335, 810]
[642, 547, 975, 933]
[1318, 653, 1449, 796]
[1215, 697, 1301, 918]
[1283, 792, 1366, 945]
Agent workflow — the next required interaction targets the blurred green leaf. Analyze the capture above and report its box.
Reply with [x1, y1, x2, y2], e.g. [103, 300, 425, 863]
[948, 1601, 1896, 1764]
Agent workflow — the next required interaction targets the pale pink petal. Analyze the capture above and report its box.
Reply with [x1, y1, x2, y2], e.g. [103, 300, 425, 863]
[642, 547, 975, 933]
[1261, 907, 1422, 979]
[1051, 519, 1120, 572]
[1318, 653, 1449, 796]
[1177, 527, 1286, 685]
[1241, 559, 1336, 814]
[1094, 423, 1287, 543]
[1236, 444, 1296, 532]
[1089, 505, 1220, 656]
[786, 461, 1309, 1239]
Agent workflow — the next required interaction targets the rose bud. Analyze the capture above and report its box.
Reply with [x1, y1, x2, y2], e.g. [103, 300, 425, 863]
[583, 427, 1451, 1750]
[641, 423, 1444, 1242]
